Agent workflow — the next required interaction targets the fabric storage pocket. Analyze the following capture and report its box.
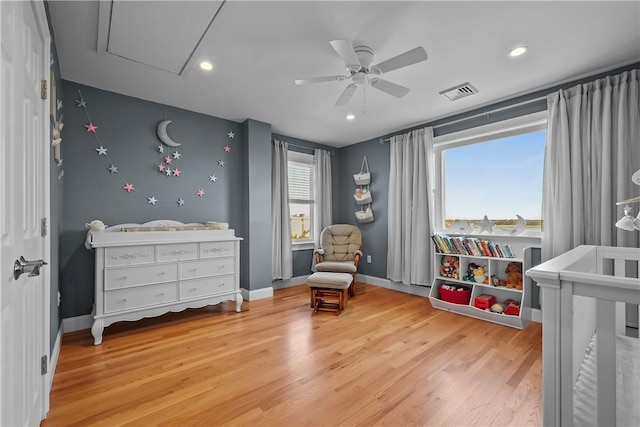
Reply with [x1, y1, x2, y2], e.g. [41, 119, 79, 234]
[355, 207, 374, 223]
[353, 189, 372, 205]
[353, 156, 370, 185]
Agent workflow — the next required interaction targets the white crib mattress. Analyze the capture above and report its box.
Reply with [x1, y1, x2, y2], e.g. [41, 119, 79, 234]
[573, 333, 640, 426]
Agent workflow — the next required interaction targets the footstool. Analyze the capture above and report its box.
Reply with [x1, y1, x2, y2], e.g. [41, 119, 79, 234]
[307, 272, 353, 315]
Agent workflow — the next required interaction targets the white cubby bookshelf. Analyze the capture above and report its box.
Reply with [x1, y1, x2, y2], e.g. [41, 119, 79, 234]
[428, 240, 540, 329]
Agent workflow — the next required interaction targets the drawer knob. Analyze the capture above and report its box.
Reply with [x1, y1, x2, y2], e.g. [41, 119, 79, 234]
[118, 276, 127, 281]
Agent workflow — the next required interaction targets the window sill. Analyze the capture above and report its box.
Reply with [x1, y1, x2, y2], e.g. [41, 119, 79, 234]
[292, 241, 314, 251]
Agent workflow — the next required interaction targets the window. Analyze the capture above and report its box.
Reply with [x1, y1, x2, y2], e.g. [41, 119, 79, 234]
[288, 151, 314, 246]
[434, 112, 547, 235]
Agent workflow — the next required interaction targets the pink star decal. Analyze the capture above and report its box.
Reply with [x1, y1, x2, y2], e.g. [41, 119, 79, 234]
[197, 189, 205, 197]
[123, 183, 135, 192]
[85, 122, 98, 133]
[224, 145, 231, 153]
[158, 164, 165, 172]
[165, 156, 172, 164]
[172, 168, 181, 177]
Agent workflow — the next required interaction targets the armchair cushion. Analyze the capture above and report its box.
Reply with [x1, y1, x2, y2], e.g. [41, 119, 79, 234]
[315, 261, 358, 273]
[319, 224, 362, 262]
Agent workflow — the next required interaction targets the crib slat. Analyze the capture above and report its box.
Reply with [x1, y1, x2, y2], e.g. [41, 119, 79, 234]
[596, 300, 616, 427]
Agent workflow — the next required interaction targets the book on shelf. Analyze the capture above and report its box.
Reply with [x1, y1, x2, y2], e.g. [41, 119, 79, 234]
[431, 234, 518, 258]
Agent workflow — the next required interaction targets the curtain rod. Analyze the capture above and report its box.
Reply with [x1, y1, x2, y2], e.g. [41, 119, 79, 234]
[286, 142, 334, 155]
[379, 95, 547, 144]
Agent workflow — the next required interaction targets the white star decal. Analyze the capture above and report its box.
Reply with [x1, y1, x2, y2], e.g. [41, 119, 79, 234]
[158, 145, 165, 153]
[147, 196, 158, 205]
[209, 174, 217, 182]
[75, 98, 86, 108]
[108, 165, 118, 174]
[478, 215, 495, 234]
[96, 146, 108, 155]
[227, 131, 235, 139]
[217, 159, 225, 167]
[172, 151, 181, 160]
[57, 100, 63, 110]
[165, 168, 172, 176]
[177, 198, 185, 206]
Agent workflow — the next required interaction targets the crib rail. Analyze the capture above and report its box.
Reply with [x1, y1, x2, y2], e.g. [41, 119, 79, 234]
[526, 245, 640, 427]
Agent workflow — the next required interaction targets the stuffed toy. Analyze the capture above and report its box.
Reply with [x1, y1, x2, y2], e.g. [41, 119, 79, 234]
[505, 262, 523, 290]
[440, 255, 459, 279]
[85, 220, 107, 250]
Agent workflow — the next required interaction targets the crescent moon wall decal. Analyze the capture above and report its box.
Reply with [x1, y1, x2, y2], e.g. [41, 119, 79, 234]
[157, 120, 181, 147]
[510, 215, 526, 235]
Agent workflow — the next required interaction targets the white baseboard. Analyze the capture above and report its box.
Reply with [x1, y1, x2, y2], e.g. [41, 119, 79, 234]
[62, 314, 93, 333]
[272, 275, 309, 290]
[45, 327, 63, 413]
[358, 274, 431, 298]
[241, 286, 274, 301]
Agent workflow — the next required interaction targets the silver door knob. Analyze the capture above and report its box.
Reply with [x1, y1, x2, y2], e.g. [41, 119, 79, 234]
[13, 256, 47, 280]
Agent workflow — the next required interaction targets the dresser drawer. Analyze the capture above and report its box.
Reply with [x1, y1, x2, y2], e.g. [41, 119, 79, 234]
[157, 243, 198, 262]
[199, 241, 235, 259]
[180, 274, 236, 300]
[104, 264, 178, 290]
[104, 283, 178, 313]
[180, 257, 234, 280]
[105, 245, 155, 267]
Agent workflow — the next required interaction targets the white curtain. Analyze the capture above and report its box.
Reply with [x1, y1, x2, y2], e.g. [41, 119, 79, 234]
[271, 139, 292, 280]
[312, 148, 333, 270]
[543, 69, 640, 261]
[387, 127, 435, 285]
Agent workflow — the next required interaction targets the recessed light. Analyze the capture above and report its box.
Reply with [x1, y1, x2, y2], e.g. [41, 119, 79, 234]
[346, 114, 355, 120]
[509, 46, 528, 57]
[199, 61, 214, 71]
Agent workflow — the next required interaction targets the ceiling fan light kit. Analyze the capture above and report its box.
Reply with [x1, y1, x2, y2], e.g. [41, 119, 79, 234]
[295, 39, 428, 106]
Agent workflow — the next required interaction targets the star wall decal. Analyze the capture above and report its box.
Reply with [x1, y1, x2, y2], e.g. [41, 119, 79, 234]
[224, 145, 231, 153]
[177, 198, 185, 206]
[158, 164, 165, 172]
[164, 156, 172, 164]
[85, 122, 98, 133]
[228, 131, 235, 138]
[209, 174, 217, 182]
[96, 146, 108, 155]
[75, 98, 87, 108]
[147, 196, 158, 205]
[172, 168, 181, 177]
[217, 159, 225, 167]
[165, 168, 172, 176]
[158, 145, 165, 153]
[57, 100, 63, 110]
[197, 189, 205, 197]
[108, 165, 118, 174]
[123, 183, 135, 192]
[172, 151, 181, 159]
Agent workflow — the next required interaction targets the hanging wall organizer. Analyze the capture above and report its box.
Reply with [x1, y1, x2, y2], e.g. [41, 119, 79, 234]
[354, 156, 374, 223]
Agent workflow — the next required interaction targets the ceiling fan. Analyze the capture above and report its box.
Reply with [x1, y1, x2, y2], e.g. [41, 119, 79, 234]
[295, 40, 428, 106]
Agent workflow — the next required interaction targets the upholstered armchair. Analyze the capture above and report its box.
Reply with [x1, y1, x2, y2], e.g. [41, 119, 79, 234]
[314, 224, 363, 295]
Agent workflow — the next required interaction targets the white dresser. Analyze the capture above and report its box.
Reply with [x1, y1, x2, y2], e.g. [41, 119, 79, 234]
[89, 220, 243, 345]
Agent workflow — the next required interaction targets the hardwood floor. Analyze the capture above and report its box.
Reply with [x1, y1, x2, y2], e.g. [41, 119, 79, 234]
[42, 284, 542, 426]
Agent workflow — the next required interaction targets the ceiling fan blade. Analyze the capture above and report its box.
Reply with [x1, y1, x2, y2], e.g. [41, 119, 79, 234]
[335, 83, 358, 106]
[295, 75, 347, 85]
[370, 78, 410, 98]
[330, 40, 361, 72]
[373, 47, 428, 74]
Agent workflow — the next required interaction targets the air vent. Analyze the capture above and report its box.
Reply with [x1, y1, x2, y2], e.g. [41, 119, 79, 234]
[439, 82, 478, 101]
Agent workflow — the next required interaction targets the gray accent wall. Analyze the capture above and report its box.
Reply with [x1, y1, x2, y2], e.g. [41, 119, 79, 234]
[59, 81, 244, 318]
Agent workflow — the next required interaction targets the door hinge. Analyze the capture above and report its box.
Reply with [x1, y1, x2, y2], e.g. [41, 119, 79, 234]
[41, 355, 48, 375]
[41, 80, 48, 100]
[41, 217, 48, 237]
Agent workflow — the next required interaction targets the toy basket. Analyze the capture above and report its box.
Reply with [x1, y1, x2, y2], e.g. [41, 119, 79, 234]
[355, 207, 374, 224]
[353, 189, 372, 205]
[353, 156, 370, 185]
[439, 284, 471, 305]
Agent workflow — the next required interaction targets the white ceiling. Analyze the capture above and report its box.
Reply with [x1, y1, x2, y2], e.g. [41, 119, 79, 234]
[48, 1, 640, 147]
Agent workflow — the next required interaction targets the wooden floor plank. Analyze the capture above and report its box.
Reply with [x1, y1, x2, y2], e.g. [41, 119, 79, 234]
[42, 284, 542, 426]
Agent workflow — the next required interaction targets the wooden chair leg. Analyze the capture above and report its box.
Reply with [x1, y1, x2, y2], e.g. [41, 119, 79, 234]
[310, 287, 315, 308]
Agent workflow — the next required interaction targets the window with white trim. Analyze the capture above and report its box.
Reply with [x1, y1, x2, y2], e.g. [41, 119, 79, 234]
[288, 151, 314, 246]
[434, 112, 547, 235]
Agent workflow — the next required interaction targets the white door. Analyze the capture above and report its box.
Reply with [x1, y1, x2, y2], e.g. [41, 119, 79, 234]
[0, 1, 51, 425]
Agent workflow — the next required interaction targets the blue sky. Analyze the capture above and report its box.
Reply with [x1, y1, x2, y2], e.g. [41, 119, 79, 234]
[444, 130, 546, 220]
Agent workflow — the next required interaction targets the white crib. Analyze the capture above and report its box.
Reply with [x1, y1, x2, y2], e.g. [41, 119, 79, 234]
[527, 245, 640, 427]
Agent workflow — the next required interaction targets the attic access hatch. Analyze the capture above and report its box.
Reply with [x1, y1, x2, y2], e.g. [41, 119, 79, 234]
[439, 82, 479, 101]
